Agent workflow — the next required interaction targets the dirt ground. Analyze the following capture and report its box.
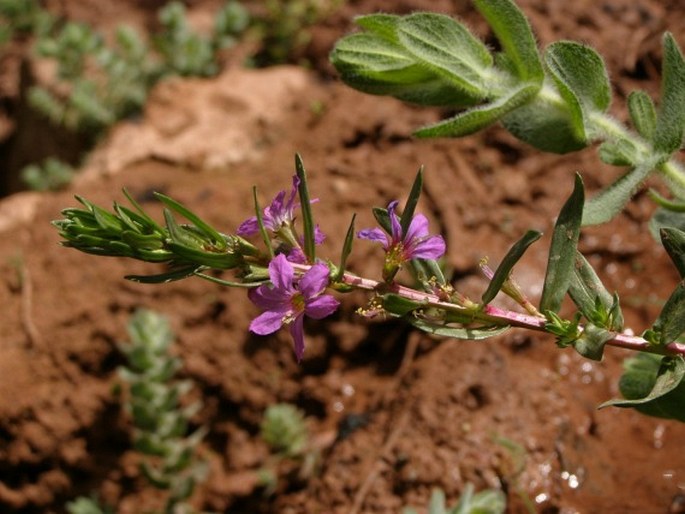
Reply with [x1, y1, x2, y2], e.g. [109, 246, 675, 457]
[1, 0, 685, 513]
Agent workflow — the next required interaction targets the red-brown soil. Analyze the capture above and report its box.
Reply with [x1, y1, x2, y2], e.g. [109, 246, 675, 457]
[1, 1, 685, 513]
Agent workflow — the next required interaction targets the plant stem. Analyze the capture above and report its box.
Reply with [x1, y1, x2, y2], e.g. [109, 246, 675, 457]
[313, 266, 685, 357]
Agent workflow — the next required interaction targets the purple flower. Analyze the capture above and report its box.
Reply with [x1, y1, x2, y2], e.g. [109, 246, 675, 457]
[248, 254, 340, 361]
[237, 176, 325, 261]
[358, 201, 445, 281]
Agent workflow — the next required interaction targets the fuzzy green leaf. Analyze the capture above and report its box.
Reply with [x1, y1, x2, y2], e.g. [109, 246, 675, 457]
[582, 162, 653, 225]
[396, 13, 492, 98]
[355, 13, 400, 42]
[410, 318, 510, 340]
[540, 174, 584, 313]
[415, 82, 538, 138]
[544, 41, 612, 141]
[649, 207, 685, 242]
[654, 33, 685, 156]
[600, 354, 685, 421]
[652, 280, 685, 345]
[473, 0, 543, 83]
[628, 90, 657, 140]
[597, 139, 639, 166]
[481, 230, 542, 305]
[660, 227, 685, 278]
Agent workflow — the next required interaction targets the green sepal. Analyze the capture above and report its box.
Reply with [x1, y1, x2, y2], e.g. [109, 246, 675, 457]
[568, 251, 623, 330]
[600, 354, 685, 421]
[410, 318, 510, 340]
[381, 293, 425, 316]
[335, 214, 356, 282]
[660, 227, 685, 278]
[295, 154, 316, 263]
[481, 230, 542, 305]
[582, 161, 654, 225]
[544, 41, 612, 142]
[473, 0, 543, 83]
[155, 193, 226, 250]
[654, 33, 685, 156]
[125, 265, 202, 284]
[415, 82, 538, 138]
[396, 12, 493, 100]
[400, 167, 423, 235]
[572, 323, 612, 361]
[651, 280, 685, 345]
[540, 174, 584, 313]
[627, 90, 657, 141]
[597, 139, 639, 166]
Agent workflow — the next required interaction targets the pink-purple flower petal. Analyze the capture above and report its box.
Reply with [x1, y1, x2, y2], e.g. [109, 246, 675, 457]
[299, 262, 330, 298]
[306, 295, 340, 319]
[289, 315, 306, 362]
[357, 227, 389, 246]
[250, 308, 289, 335]
[409, 234, 446, 260]
[269, 254, 295, 292]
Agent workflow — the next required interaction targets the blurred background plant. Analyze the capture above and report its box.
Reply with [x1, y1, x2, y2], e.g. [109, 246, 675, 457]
[258, 402, 318, 494]
[67, 309, 208, 514]
[403, 484, 506, 514]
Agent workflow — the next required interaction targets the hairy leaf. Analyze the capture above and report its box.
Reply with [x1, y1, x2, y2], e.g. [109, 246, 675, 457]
[415, 82, 538, 138]
[628, 90, 657, 141]
[473, 0, 543, 83]
[573, 323, 612, 361]
[481, 230, 542, 305]
[397, 13, 493, 99]
[597, 139, 639, 167]
[654, 33, 685, 156]
[545, 41, 612, 141]
[582, 162, 653, 225]
[540, 174, 584, 313]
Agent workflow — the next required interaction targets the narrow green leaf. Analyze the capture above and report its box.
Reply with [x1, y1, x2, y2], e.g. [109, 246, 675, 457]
[544, 41, 612, 141]
[122, 189, 165, 233]
[400, 167, 423, 235]
[652, 280, 685, 344]
[540, 174, 584, 313]
[660, 227, 685, 278]
[397, 13, 492, 98]
[600, 354, 685, 421]
[568, 251, 623, 330]
[481, 230, 542, 305]
[125, 265, 201, 283]
[155, 193, 226, 249]
[654, 33, 685, 155]
[372, 206, 391, 233]
[382, 293, 424, 316]
[415, 82, 538, 138]
[410, 318, 510, 340]
[572, 323, 612, 361]
[335, 214, 356, 282]
[628, 90, 657, 140]
[582, 162, 653, 225]
[295, 154, 316, 263]
[253, 186, 274, 259]
[473, 0, 543, 83]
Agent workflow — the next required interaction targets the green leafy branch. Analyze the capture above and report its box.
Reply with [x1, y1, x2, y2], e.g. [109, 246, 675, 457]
[329, 0, 685, 226]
